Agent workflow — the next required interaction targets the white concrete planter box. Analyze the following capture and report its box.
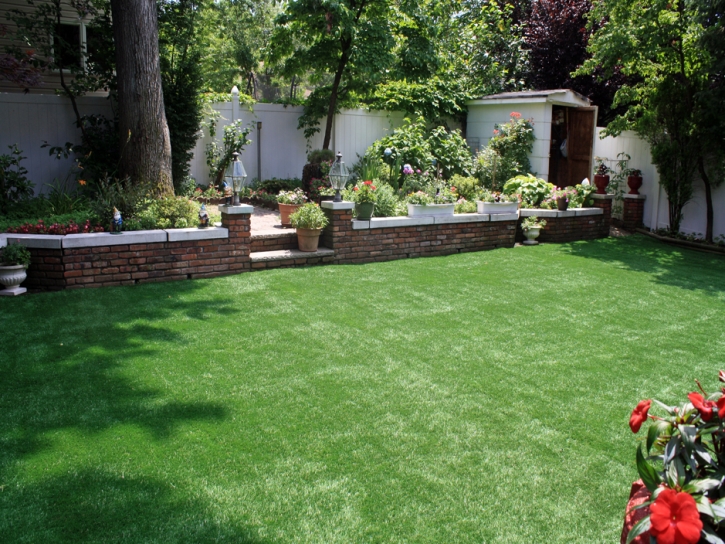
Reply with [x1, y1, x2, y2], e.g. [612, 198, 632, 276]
[477, 201, 518, 214]
[407, 203, 455, 217]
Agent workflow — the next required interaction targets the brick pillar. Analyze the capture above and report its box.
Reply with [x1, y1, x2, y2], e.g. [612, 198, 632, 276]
[622, 195, 646, 231]
[321, 201, 355, 249]
[220, 204, 253, 271]
[591, 194, 614, 237]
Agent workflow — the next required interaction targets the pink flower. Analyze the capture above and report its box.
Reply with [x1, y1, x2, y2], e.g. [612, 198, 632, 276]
[510, 112, 521, 119]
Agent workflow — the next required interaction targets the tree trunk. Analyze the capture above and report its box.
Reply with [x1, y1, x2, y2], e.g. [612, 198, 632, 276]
[322, 42, 350, 150]
[110, 0, 173, 196]
[698, 156, 715, 244]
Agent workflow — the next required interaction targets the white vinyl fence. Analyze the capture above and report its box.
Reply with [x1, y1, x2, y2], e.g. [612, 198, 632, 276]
[593, 128, 725, 238]
[188, 91, 406, 184]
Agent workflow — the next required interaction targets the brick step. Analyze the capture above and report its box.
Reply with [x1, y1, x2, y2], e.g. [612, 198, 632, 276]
[250, 231, 297, 252]
[250, 247, 335, 270]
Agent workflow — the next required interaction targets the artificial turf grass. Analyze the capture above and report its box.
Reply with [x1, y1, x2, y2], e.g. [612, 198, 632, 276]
[1, 234, 724, 543]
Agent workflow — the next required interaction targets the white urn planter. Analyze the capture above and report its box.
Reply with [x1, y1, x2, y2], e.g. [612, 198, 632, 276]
[407, 203, 455, 217]
[522, 228, 542, 246]
[477, 201, 518, 214]
[0, 264, 28, 296]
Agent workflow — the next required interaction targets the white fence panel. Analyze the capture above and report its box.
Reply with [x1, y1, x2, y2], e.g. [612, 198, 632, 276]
[0, 93, 113, 194]
[189, 99, 405, 185]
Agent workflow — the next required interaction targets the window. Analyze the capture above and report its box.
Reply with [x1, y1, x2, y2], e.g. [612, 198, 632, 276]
[53, 22, 95, 71]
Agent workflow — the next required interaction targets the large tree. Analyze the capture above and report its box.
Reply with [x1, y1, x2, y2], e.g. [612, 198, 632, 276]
[579, 0, 717, 235]
[110, 0, 173, 195]
[270, 0, 395, 148]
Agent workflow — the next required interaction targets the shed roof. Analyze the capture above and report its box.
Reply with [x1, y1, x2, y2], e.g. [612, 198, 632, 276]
[468, 89, 592, 108]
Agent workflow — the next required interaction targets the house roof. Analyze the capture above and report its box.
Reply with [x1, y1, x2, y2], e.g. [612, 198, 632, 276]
[468, 89, 592, 108]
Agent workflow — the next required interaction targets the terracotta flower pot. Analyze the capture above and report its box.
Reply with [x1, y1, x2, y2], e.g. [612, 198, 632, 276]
[556, 197, 569, 211]
[594, 174, 610, 195]
[279, 203, 303, 228]
[627, 175, 643, 195]
[620, 480, 651, 544]
[296, 228, 322, 252]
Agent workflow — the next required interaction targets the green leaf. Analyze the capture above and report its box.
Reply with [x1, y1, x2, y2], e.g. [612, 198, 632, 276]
[701, 526, 725, 544]
[685, 479, 723, 494]
[647, 420, 669, 453]
[697, 495, 716, 519]
[637, 446, 662, 493]
[681, 425, 697, 454]
[626, 515, 651, 544]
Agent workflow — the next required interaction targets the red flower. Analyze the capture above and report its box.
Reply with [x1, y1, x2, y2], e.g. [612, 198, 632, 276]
[688, 392, 716, 421]
[649, 489, 702, 544]
[371, 186, 376, 190]
[629, 399, 651, 433]
[353, 187, 359, 191]
[510, 112, 522, 119]
[363, 180, 372, 185]
[718, 396, 725, 419]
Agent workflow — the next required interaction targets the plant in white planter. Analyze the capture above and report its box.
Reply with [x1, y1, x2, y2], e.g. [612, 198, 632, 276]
[405, 185, 457, 216]
[520, 216, 547, 246]
[290, 203, 329, 252]
[0, 242, 31, 296]
[476, 190, 519, 214]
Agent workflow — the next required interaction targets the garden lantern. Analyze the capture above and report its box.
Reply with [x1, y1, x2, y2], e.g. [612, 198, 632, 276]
[328, 151, 349, 202]
[225, 152, 247, 206]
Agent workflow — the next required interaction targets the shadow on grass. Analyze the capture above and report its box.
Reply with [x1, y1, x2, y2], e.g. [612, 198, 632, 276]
[560, 234, 725, 296]
[0, 281, 255, 541]
[0, 469, 266, 543]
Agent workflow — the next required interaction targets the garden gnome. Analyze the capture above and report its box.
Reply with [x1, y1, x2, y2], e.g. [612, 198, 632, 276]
[112, 207, 123, 233]
[198, 203, 210, 228]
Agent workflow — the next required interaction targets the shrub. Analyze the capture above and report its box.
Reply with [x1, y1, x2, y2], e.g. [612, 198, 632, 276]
[455, 198, 477, 213]
[290, 203, 328, 229]
[368, 117, 433, 176]
[449, 175, 480, 201]
[371, 183, 401, 217]
[473, 147, 521, 192]
[90, 176, 154, 227]
[1, 242, 31, 266]
[255, 178, 303, 195]
[136, 197, 199, 229]
[427, 126, 473, 178]
[307, 149, 335, 164]
[0, 145, 34, 214]
[489, 112, 536, 175]
[503, 174, 554, 208]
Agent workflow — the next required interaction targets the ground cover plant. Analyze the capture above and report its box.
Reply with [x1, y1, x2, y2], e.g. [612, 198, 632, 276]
[1, 236, 724, 543]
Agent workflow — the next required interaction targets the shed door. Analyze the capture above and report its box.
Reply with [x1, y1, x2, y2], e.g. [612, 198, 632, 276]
[567, 107, 596, 186]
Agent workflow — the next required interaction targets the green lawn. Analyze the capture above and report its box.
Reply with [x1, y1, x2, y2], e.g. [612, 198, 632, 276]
[1, 234, 724, 543]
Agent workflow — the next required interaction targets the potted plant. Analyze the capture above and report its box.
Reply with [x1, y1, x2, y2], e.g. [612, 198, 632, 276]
[314, 184, 336, 204]
[289, 203, 329, 252]
[406, 185, 457, 216]
[520, 216, 546, 245]
[476, 190, 519, 214]
[623, 371, 725, 544]
[627, 168, 643, 195]
[351, 180, 377, 220]
[552, 186, 576, 211]
[0, 242, 31, 296]
[593, 157, 610, 194]
[277, 188, 309, 227]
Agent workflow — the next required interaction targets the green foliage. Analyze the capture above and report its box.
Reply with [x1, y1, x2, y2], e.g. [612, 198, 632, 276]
[159, 0, 205, 193]
[427, 126, 472, 178]
[276, 188, 308, 205]
[371, 183, 401, 217]
[454, 199, 477, 213]
[350, 181, 377, 204]
[289, 203, 328, 229]
[473, 147, 520, 192]
[405, 191, 433, 205]
[90, 176, 153, 227]
[307, 149, 335, 165]
[488, 113, 535, 175]
[577, 0, 719, 234]
[449, 175, 480, 201]
[367, 77, 472, 124]
[254, 178, 303, 195]
[503, 174, 554, 208]
[205, 120, 252, 187]
[135, 197, 200, 230]
[354, 154, 385, 183]
[0, 145, 34, 214]
[0, 242, 31, 266]
[521, 216, 546, 230]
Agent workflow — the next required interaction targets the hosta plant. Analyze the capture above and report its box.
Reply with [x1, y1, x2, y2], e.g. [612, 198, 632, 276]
[626, 372, 725, 544]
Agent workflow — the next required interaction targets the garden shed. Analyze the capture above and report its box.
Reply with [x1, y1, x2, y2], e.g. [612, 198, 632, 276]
[466, 89, 598, 187]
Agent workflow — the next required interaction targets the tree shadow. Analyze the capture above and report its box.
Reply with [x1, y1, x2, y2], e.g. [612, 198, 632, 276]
[0, 469, 266, 543]
[0, 281, 255, 541]
[559, 234, 725, 296]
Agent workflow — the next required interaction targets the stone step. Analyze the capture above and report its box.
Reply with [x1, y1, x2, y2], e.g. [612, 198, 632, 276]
[250, 247, 335, 263]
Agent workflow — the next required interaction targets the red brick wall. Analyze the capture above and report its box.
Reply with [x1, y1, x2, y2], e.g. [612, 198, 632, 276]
[250, 233, 298, 253]
[323, 208, 517, 264]
[25, 249, 65, 291]
[622, 199, 645, 230]
[516, 214, 609, 244]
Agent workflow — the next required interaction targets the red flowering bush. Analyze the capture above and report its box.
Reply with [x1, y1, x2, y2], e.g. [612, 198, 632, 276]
[6, 219, 104, 234]
[626, 372, 725, 543]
